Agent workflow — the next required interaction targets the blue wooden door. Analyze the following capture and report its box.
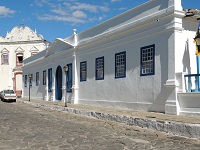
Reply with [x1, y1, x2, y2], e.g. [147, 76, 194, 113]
[56, 66, 62, 100]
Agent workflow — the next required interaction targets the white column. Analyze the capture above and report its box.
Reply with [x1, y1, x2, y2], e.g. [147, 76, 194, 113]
[62, 85, 67, 104]
[173, 0, 182, 11]
[72, 52, 78, 104]
[9, 45, 13, 89]
[45, 70, 49, 101]
[62, 69, 67, 103]
[165, 18, 183, 115]
[45, 86, 48, 101]
[51, 74, 55, 101]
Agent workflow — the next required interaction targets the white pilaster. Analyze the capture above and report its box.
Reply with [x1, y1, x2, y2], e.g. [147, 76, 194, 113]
[72, 52, 78, 104]
[45, 86, 48, 101]
[51, 86, 55, 101]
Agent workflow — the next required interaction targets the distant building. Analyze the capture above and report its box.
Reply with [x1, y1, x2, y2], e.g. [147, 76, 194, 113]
[0, 25, 50, 96]
[23, 0, 200, 115]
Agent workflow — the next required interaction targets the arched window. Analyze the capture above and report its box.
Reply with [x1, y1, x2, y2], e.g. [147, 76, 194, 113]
[1, 53, 9, 65]
[16, 53, 23, 66]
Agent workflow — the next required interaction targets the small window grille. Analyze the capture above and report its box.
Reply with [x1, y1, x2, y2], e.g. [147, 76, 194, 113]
[36, 72, 39, 86]
[43, 70, 46, 85]
[24, 75, 27, 87]
[80, 61, 87, 81]
[141, 44, 155, 76]
[96, 57, 104, 80]
[115, 51, 126, 78]
[1, 53, 9, 64]
[48, 69, 52, 92]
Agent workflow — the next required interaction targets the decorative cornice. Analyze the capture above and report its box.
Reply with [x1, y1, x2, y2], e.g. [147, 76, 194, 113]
[15, 46, 24, 52]
[30, 46, 39, 52]
[0, 40, 50, 45]
[174, 10, 185, 18]
[13, 66, 22, 72]
[1, 48, 9, 53]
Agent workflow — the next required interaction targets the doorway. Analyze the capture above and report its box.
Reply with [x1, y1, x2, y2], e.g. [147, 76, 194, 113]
[55, 66, 62, 100]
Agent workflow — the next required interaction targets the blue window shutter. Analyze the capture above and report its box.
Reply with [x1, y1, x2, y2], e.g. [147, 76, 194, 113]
[48, 68, 52, 92]
[25, 75, 27, 87]
[66, 64, 72, 92]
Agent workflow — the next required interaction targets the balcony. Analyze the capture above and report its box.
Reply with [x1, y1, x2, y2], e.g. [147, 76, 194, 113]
[177, 73, 200, 115]
[184, 74, 200, 92]
[13, 66, 22, 72]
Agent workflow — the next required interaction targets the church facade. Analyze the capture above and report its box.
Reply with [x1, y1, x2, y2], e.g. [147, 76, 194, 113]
[0, 25, 50, 96]
[22, 0, 200, 115]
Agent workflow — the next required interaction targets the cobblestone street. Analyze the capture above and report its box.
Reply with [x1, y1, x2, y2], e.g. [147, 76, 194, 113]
[0, 101, 200, 150]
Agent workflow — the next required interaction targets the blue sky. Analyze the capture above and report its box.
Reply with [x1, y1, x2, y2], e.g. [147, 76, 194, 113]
[0, 0, 200, 42]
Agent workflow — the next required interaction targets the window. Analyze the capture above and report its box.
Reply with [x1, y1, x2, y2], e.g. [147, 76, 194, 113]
[31, 52, 38, 56]
[115, 51, 126, 78]
[43, 70, 46, 85]
[96, 57, 104, 80]
[24, 75, 27, 87]
[1, 53, 9, 65]
[29, 74, 33, 86]
[80, 61, 87, 81]
[36, 72, 39, 86]
[48, 68, 52, 92]
[140, 44, 155, 76]
[16, 53, 23, 66]
[66, 64, 72, 92]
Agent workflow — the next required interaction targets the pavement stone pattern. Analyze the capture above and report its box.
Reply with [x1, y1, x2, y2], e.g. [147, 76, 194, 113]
[19, 98, 200, 140]
[0, 101, 200, 150]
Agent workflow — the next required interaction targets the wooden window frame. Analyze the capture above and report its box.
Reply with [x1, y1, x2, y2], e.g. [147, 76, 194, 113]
[140, 44, 155, 76]
[1, 53, 9, 65]
[80, 61, 87, 82]
[96, 56, 104, 80]
[115, 51, 126, 78]
[43, 70, 46, 85]
[36, 72, 39, 86]
[48, 68, 52, 92]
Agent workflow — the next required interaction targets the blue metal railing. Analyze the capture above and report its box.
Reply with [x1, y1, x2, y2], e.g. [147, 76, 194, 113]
[184, 74, 200, 92]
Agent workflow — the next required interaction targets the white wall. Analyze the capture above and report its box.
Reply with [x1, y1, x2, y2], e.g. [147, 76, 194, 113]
[23, 0, 188, 113]
[76, 15, 176, 112]
[178, 18, 199, 75]
[23, 48, 74, 101]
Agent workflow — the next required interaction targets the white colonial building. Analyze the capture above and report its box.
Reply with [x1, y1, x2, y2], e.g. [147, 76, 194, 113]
[0, 25, 50, 96]
[22, 0, 200, 115]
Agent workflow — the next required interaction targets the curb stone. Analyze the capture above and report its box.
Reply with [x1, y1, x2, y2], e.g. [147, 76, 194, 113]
[19, 100, 200, 140]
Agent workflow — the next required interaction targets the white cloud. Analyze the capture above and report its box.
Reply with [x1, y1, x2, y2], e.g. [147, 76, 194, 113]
[33, 0, 49, 7]
[64, 2, 109, 13]
[98, 14, 107, 21]
[72, 10, 87, 18]
[98, 16, 103, 21]
[70, 3, 99, 13]
[0, 6, 15, 17]
[35, 1, 110, 24]
[99, 6, 109, 12]
[118, 7, 126, 11]
[51, 7, 67, 16]
[38, 14, 86, 23]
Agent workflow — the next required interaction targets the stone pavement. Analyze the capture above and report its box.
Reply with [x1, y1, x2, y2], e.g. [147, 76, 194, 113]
[2, 101, 200, 150]
[18, 98, 200, 140]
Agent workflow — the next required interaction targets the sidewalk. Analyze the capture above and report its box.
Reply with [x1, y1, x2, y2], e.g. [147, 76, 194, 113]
[18, 98, 200, 140]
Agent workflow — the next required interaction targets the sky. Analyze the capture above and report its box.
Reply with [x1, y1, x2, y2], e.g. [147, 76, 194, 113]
[0, 0, 200, 43]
